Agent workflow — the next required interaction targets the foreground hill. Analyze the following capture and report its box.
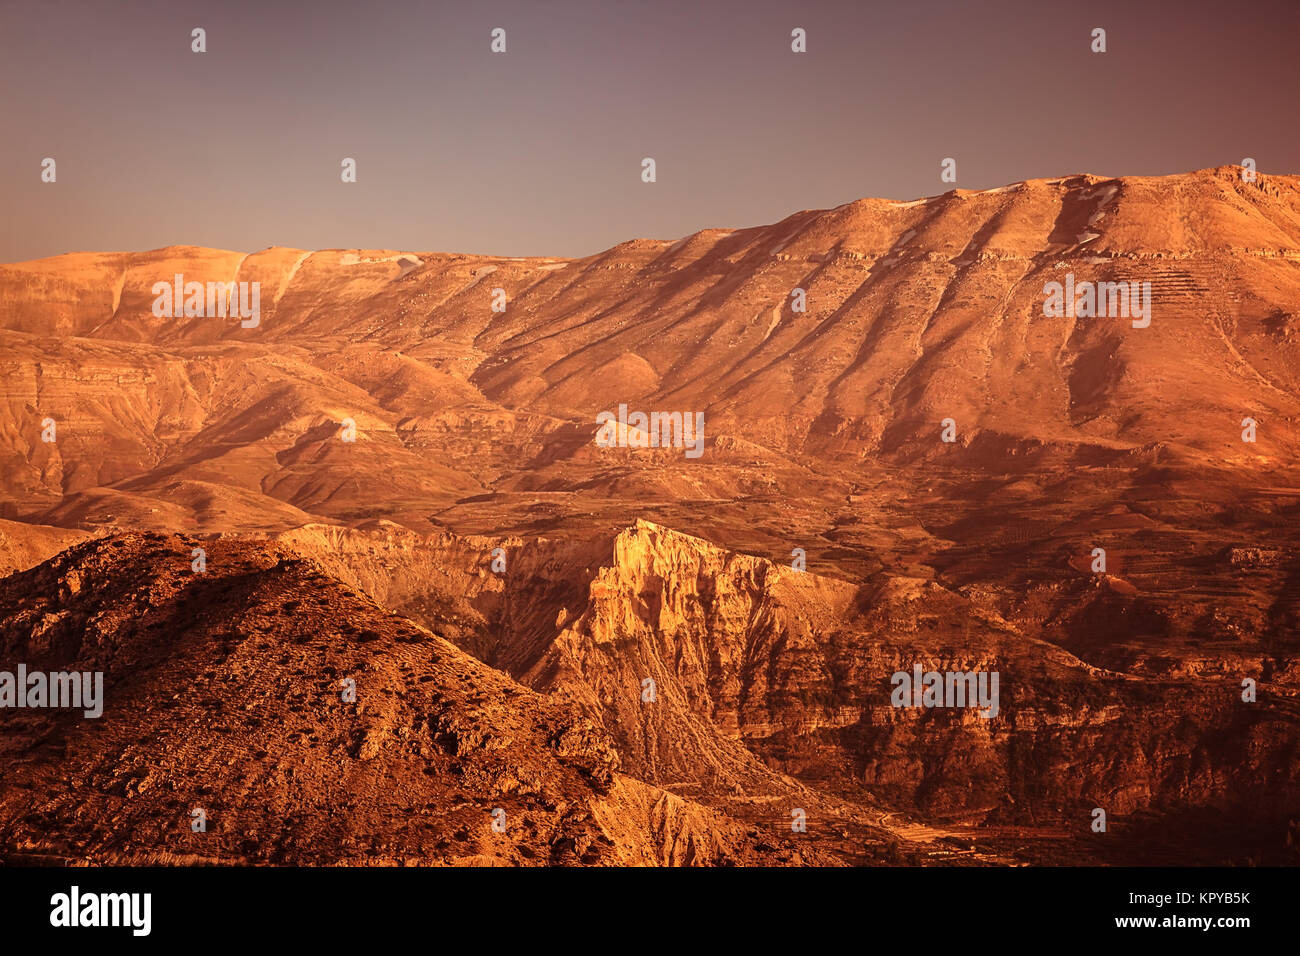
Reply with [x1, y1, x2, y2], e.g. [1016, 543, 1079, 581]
[0, 533, 814, 866]
[4, 522, 1297, 865]
[268, 519, 1300, 864]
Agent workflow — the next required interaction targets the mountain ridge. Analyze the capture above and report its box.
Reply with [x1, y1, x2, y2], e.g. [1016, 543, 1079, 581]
[5, 165, 1297, 267]
[3, 164, 1299, 864]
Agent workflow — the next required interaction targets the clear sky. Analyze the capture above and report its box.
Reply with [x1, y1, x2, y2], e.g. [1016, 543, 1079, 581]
[2, 0, 1298, 262]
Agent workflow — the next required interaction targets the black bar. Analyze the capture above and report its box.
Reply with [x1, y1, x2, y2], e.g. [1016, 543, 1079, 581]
[0, 865, 1276, 943]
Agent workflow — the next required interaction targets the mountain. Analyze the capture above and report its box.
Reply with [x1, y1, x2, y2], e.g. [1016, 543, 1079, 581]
[2, 166, 1299, 864]
[0, 532, 822, 866]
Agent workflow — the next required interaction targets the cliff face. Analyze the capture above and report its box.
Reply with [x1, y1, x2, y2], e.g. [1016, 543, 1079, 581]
[524, 522, 1300, 832]
[0, 533, 817, 866]
[2, 518, 1297, 864]
[245, 519, 1300, 863]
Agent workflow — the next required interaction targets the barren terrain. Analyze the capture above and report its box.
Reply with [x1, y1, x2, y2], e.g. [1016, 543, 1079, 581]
[2, 167, 1299, 865]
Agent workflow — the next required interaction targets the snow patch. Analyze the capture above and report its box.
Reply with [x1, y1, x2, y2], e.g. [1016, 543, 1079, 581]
[894, 196, 939, 209]
[1085, 183, 1120, 228]
[769, 223, 807, 256]
[275, 251, 313, 306]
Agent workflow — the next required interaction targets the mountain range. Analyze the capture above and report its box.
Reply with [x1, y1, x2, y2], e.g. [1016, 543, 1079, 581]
[2, 166, 1299, 865]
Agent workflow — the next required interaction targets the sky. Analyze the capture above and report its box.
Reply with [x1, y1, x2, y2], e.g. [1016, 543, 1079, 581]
[2, 0, 1298, 262]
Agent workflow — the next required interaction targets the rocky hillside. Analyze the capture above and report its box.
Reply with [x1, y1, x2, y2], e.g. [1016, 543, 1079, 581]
[2, 168, 1299, 537]
[2, 167, 1299, 865]
[0, 533, 817, 866]
[273, 518, 1300, 863]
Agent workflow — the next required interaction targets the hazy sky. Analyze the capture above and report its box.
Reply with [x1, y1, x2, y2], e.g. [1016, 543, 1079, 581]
[2, 0, 1298, 262]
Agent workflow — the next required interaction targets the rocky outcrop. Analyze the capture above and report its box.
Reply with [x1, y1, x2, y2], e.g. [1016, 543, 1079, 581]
[0, 533, 806, 866]
[255, 519, 1300, 863]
